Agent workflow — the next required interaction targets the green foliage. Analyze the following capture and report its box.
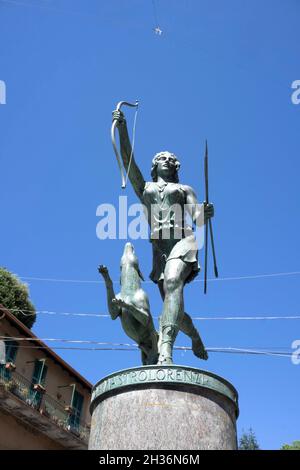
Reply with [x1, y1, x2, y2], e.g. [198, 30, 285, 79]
[281, 440, 300, 450]
[239, 428, 260, 450]
[0, 267, 36, 329]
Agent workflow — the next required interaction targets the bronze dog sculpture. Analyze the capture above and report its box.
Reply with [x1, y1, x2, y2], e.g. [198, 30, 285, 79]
[98, 243, 158, 365]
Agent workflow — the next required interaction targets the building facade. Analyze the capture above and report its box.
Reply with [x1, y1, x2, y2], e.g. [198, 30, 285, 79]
[0, 305, 92, 449]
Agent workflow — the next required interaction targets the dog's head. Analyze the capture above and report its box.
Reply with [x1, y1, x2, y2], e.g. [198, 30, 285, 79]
[120, 242, 145, 281]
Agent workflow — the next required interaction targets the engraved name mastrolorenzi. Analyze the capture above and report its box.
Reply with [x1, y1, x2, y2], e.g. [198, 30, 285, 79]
[92, 368, 236, 405]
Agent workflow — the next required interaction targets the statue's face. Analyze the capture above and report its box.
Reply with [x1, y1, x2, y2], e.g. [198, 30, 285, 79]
[155, 154, 177, 179]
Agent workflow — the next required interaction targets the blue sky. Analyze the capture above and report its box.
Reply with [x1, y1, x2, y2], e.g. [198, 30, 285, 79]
[0, 0, 300, 449]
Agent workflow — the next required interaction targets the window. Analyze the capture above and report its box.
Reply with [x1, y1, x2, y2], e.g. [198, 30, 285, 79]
[0, 339, 19, 380]
[0, 340, 5, 366]
[6, 340, 19, 363]
[68, 389, 84, 432]
[29, 359, 48, 409]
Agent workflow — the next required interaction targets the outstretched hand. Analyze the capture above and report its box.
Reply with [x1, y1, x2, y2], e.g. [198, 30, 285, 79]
[112, 109, 126, 128]
[204, 203, 214, 221]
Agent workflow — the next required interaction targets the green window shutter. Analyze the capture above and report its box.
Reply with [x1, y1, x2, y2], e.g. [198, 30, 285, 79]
[40, 364, 48, 386]
[5, 340, 19, 363]
[0, 340, 6, 365]
[31, 359, 47, 385]
[31, 360, 41, 385]
[0, 340, 19, 380]
[69, 390, 84, 430]
[0, 340, 5, 380]
[73, 390, 84, 415]
[30, 360, 48, 408]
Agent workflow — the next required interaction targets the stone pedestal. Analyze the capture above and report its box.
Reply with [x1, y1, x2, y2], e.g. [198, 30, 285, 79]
[89, 365, 239, 450]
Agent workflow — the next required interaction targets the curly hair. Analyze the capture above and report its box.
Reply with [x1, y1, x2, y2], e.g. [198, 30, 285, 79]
[151, 151, 181, 183]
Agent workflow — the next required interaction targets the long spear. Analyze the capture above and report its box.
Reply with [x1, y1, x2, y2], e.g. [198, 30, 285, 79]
[204, 140, 218, 294]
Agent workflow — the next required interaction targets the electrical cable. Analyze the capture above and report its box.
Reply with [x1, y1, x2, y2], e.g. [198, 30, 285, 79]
[6, 308, 300, 321]
[17, 270, 300, 285]
[0, 336, 296, 358]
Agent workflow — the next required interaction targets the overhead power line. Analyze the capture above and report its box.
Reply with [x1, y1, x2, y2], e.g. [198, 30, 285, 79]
[0, 344, 295, 359]
[18, 270, 300, 284]
[0, 336, 295, 359]
[0, 336, 136, 347]
[7, 308, 300, 321]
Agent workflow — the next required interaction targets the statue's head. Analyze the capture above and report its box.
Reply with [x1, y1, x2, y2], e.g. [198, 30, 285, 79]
[151, 151, 181, 183]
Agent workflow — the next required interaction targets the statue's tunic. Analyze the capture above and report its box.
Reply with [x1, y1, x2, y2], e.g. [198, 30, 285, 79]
[142, 182, 200, 284]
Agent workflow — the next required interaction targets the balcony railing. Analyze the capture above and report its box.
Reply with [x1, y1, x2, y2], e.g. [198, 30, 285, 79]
[0, 366, 90, 443]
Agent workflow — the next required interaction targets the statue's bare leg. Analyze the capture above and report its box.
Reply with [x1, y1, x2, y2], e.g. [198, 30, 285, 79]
[157, 258, 191, 364]
[158, 278, 208, 361]
[180, 313, 208, 360]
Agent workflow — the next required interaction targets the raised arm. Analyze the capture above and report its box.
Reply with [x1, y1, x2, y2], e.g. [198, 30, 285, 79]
[112, 109, 145, 201]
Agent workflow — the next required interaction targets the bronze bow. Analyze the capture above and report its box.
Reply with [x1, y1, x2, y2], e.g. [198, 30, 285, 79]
[111, 100, 139, 189]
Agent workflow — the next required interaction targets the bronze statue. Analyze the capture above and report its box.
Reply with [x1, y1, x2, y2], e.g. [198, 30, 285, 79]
[103, 104, 215, 366]
[98, 243, 158, 365]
